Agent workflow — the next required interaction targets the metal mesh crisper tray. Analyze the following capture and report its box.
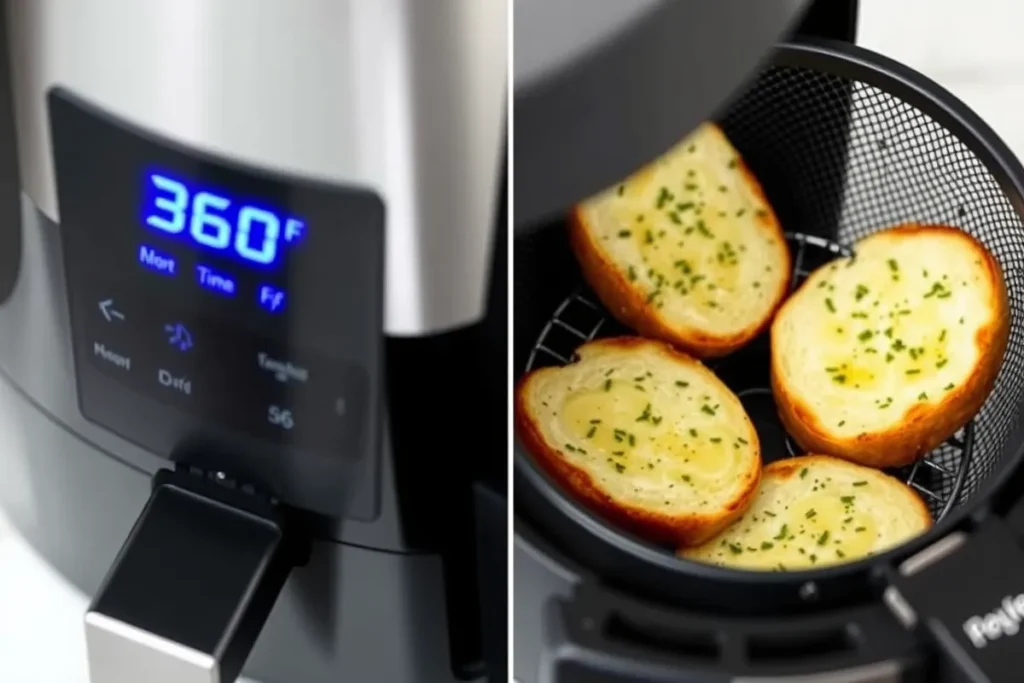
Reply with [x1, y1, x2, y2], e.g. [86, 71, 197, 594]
[526, 233, 976, 523]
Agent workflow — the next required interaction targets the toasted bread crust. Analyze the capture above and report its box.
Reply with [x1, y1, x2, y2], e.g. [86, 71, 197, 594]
[678, 455, 933, 567]
[771, 224, 1009, 468]
[568, 124, 791, 358]
[515, 336, 762, 546]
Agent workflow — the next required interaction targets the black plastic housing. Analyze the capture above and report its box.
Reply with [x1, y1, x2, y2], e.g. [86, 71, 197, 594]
[86, 468, 307, 682]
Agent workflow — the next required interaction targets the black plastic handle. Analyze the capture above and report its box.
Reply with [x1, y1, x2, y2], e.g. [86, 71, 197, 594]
[84, 468, 307, 683]
[884, 515, 1024, 683]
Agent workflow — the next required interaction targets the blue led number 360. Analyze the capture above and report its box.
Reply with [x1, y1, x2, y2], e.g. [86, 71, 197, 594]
[144, 173, 304, 265]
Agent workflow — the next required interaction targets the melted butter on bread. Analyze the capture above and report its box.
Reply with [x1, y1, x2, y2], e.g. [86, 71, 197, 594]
[572, 123, 790, 356]
[561, 379, 746, 486]
[680, 456, 930, 570]
[775, 227, 1000, 439]
[518, 338, 760, 527]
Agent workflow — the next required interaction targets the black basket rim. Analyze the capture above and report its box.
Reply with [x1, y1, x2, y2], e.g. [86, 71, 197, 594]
[514, 37, 1024, 589]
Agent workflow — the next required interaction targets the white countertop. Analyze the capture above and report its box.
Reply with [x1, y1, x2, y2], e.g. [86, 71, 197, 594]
[0, 520, 259, 682]
[0, 530, 90, 683]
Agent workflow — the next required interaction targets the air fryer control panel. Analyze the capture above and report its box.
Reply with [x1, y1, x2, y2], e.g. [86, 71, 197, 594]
[48, 89, 384, 518]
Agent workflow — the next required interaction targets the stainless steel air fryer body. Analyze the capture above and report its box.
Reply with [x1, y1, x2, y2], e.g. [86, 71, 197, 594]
[0, 2, 507, 682]
[14, 1, 506, 336]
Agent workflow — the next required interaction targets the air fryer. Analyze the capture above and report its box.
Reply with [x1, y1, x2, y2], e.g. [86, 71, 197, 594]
[0, 3, 507, 683]
[514, 3, 1024, 682]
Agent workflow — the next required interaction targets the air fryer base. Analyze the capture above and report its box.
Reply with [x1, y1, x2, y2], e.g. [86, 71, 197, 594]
[0, 373, 473, 683]
[513, 525, 937, 683]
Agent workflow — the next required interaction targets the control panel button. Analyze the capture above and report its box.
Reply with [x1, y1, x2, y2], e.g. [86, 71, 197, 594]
[164, 322, 194, 352]
[195, 264, 237, 297]
[93, 341, 133, 372]
[137, 243, 178, 277]
[257, 284, 286, 313]
[267, 404, 295, 430]
[98, 298, 125, 323]
[156, 368, 193, 396]
[256, 350, 308, 384]
[248, 358, 368, 454]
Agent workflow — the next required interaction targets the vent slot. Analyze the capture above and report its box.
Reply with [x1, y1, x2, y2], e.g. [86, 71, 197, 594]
[746, 627, 854, 662]
[604, 613, 720, 660]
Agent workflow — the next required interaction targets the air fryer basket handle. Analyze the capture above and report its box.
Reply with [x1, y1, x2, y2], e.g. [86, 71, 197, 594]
[883, 514, 1024, 682]
[84, 468, 308, 683]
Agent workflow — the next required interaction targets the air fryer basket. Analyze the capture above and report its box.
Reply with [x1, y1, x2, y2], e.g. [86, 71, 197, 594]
[515, 39, 1024, 593]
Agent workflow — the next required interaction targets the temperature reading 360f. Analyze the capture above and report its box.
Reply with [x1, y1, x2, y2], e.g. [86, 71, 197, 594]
[143, 172, 305, 266]
[268, 405, 294, 430]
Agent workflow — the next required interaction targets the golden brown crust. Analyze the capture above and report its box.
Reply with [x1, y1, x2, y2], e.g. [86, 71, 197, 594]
[567, 125, 791, 359]
[771, 223, 1009, 469]
[515, 336, 762, 547]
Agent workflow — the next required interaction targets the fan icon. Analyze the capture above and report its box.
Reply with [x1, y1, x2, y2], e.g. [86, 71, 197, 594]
[165, 323, 193, 352]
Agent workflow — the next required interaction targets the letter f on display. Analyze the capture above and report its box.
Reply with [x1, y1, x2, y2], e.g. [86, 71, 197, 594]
[259, 285, 285, 312]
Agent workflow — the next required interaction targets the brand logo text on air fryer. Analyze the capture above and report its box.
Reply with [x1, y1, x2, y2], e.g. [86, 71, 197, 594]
[962, 594, 1024, 648]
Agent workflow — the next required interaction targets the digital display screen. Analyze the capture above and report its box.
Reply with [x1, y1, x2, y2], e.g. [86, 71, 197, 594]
[49, 88, 385, 517]
[142, 171, 306, 268]
[136, 171, 300, 314]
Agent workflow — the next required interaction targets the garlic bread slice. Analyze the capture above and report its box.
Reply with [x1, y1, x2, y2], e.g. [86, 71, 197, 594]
[680, 455, 932, 570]
[771, 223, 1008, 468]
[569, 122, 790, 357]
[516, 337, 761, 546]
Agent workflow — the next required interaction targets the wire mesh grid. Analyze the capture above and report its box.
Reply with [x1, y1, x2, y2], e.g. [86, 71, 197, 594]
[526, 233, 976, 522]
[716, 62, 1024, 514]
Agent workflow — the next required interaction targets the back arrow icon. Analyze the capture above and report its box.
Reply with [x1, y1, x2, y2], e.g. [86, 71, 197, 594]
[98, 299, 125, 322]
